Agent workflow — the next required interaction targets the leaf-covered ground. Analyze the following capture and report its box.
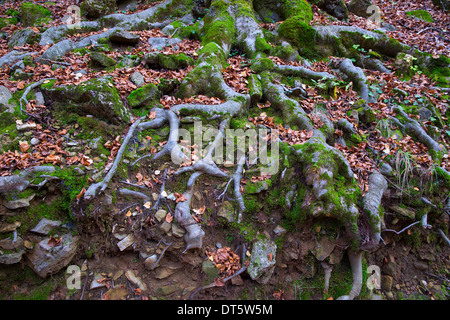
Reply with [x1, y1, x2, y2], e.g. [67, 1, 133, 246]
[0, 0, 449, 301]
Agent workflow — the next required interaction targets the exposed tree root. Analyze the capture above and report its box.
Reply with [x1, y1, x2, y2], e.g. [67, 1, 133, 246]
[337, 250, 363, 300]
[361, 172, 388, 250]
[0, 166, 55, 195]
[175, 171, 205, 252]
[84, 116, 145, 200]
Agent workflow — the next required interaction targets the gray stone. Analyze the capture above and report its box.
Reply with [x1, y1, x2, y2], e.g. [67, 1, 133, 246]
[143, 254, 158, 270]
[117, 234, 135, 251]
[0, 50, 37, 68]
[5, 194, 35, 210]
[125, 270, 147, 291]
[130, 71, 145, 88]
[0, 237, 24, 250]
[380, 163, 393, 176]
[347, 0, 373, 18]
[30, 138, 40, 146]
[156, 284, 181, 296]
[382, 261, 397, 277]
[390, 205, 416, 220]
[148, 37, 182, 51]
[30, 218, 62, 235]
[8, 28, 36, 49]
[247, 238, 277, 284]
[26, 232, 79, 277]
[38, 39, 74, 63]
[273, 225, 287, 237]
[90, 52, 116, 68]
[159, 221, 172, 233]
[0, 250, 24, 265]
[109, 30, 140, 45]
[202, 259, 219, 282]
[0, 221, 21, 233]
[217, 201, 236, 223]
[311, 237, 335, 261]
[0, 85, 15, 113]
[155, 209, 167, 222]
[81, 0, 118, 18]
[90, 273, 107, 289]
[171, 223, 185, 238]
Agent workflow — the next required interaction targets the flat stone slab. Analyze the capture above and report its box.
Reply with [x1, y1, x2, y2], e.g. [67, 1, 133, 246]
[30, 218, 62, 235]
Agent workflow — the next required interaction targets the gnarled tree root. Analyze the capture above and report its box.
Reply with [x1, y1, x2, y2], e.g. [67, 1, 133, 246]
[337, 250, 363, 300]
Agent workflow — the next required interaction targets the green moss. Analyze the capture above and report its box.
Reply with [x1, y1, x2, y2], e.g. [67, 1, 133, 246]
[201, 0, 236, 49]
[406, 10, 434, 23]
[0, 17, 18, 28]
[158, 52, 194, 70]
[281, 0, 313, 23]
[255, 37, 272, 54]
[278, 17, 321, 60]
[250, 57, 275, 73]
[21, 2, 53, 27]
[126, 83, 161, 109]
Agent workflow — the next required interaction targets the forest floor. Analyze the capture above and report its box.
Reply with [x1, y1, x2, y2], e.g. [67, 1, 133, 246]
[0, 0, 449, 301]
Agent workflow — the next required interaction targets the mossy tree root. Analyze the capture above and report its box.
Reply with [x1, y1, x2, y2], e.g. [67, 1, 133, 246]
[361, 172, 388, 250]
[337, 250, 363, 300]
[175, 171, 205, 252]
[393, 105, 445, 160]
[0, 166, 55, 195]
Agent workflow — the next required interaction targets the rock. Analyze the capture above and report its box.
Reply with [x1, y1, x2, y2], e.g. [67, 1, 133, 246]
[26, 232, 79, 278]
[159, 221, 172, 233]
[171, 223, 185, 238]
[41, 76, 131, 124]
[380, 163, 393, 176]
[117, 234, 135, 251]
[8, 28, 36, 49]
[16, 119, 36, 131]
[109, 30, 140, 45]
[143, 254, 158, 270]
[21, 2, 52, 27]
[0, 50, 37, 68]
[347, 0, 373, 18]
[81, 0, 118, 18]
[273, 225, 287, 237]
[156, 284, 181, 296]
[89, 52, 116, 68]
[390, 205, 416, 220]
[247, 238, 277, 284]
[39, 39, 74, 63]
[310, 237, 336, 261]
[154, 209, 167, 222]
[382, 261, 397, 277]
[30, 137, 40, 146]
[381, 275, 393, 292]
[0, 221, 21, 233]
[130, 71, 145, 88]
[5, 194, 35, 210]
[126, 83, 161, 109]
[125, 270, 147, 291]
[202, 259, 219, 282]
[0, 85, 15, 113]
[0, 250, 24, 265]
[30, 218, 62, 235]
[217, 201, 236, 223]
[90, 273, 108, 289]
[148, 37, 182, 51]
[0, 237, 24, 250]
[103, 286, 128, 300]
[154, 267, 176, 279]
[311, 0, 349, 20]
[244, 179, 271, 194]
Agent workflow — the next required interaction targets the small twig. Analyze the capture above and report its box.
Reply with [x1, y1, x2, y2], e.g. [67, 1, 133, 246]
[119, 180, 145, 189]
[19, 78, 56, 114]
[437, 229, 450, 247]
[382, 221, 420, 235]
[153, 168, 168, 211]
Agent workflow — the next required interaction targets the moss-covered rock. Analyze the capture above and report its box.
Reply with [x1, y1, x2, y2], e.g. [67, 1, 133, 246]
[41, 76, 130, 124]
[127, 83, 161, 109]
[20, 2, 53, 27]
[158, 52, 195, 70]
[89, 52, 117, 69]
[80, 0, 118, 19]
[0, 17, 19, 29]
